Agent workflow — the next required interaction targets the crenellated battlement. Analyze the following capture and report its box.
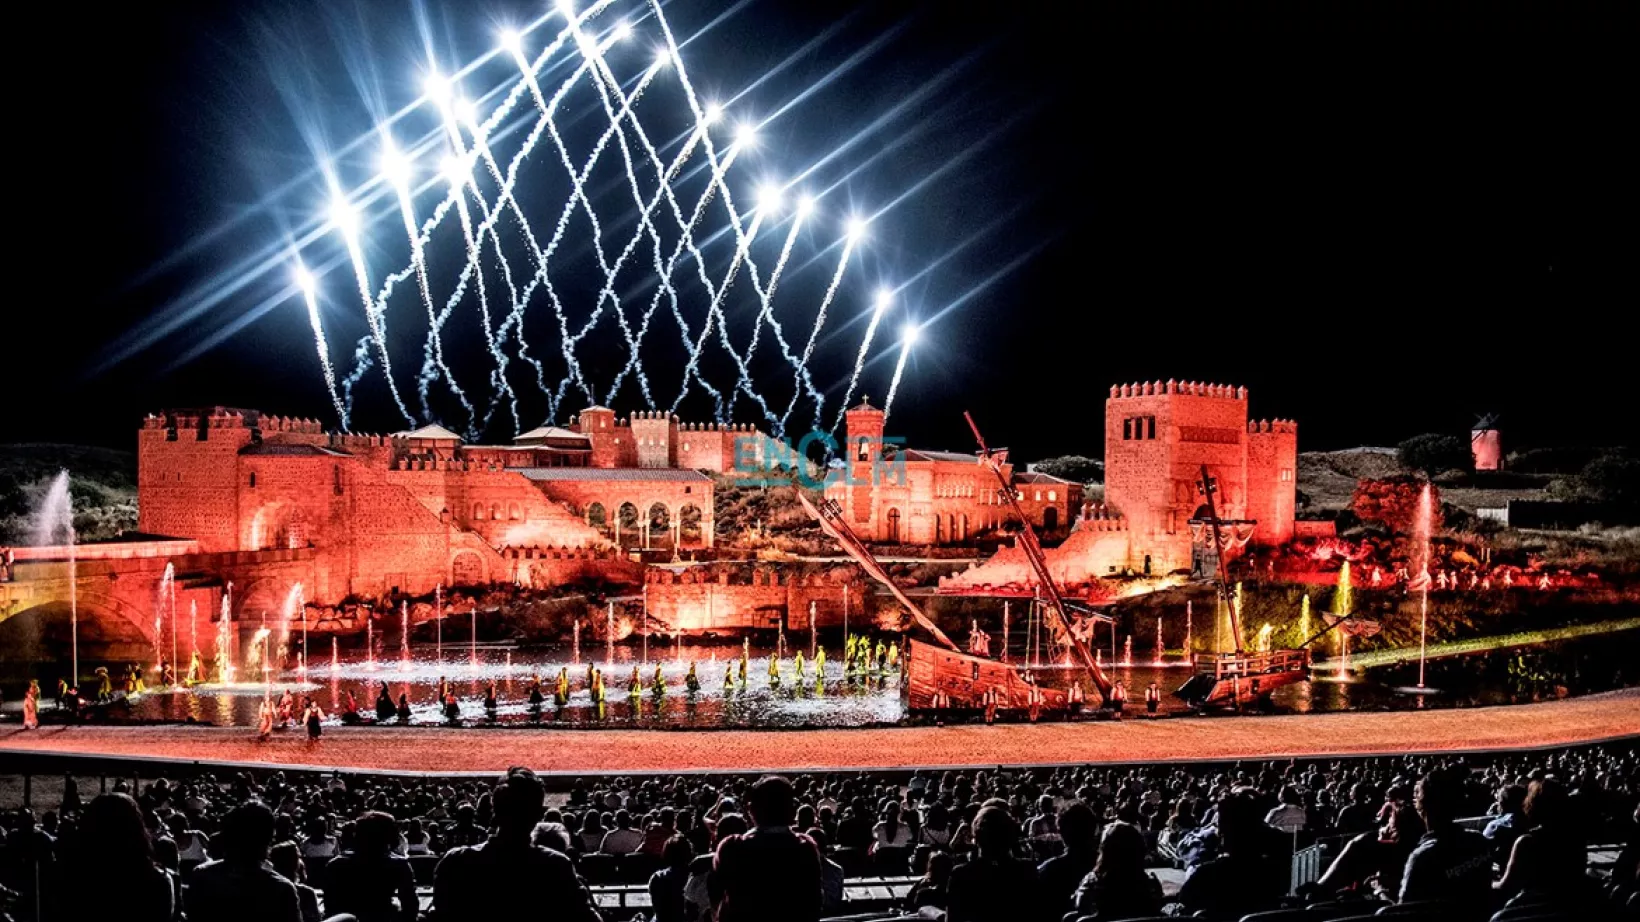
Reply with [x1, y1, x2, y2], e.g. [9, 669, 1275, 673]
[1247, 419, 1298, 434]
[1107, 380, 1248, 400]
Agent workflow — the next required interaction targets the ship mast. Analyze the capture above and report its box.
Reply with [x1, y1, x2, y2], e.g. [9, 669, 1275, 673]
[965, 413, 1113, 699]
[1195, 464, 1243, 655]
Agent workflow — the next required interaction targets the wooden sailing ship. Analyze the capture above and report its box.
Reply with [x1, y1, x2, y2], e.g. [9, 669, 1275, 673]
[799, 412, 1114, 714]
[1172, 464, 1311, 710]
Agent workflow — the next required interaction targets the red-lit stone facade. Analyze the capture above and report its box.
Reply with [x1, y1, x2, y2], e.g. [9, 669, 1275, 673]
[136, 408, 719, 605]
[1105, 381, 1296, 573]
[820, 399, 1084, 545]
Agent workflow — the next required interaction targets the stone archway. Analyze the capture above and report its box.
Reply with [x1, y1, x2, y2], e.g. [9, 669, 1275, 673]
[586, 502, 608, 533]
[648, 503, 672, 548]
[617, 502, 640, 547]
[0, 594, 156, 683]
[1043, 507, 1059, 531]
[679, 504, 703, 546]
[885, 508, 901, 543]
[451, 551, 486, 587]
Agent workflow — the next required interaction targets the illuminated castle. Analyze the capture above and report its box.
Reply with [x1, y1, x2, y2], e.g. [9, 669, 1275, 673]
[1104, 381, 1297, 573]
[137, 408, 737, 605]
[822, 398, 1084, 545]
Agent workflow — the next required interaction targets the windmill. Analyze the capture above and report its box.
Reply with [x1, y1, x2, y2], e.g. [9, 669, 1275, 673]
[1471, 413, 1502, 471]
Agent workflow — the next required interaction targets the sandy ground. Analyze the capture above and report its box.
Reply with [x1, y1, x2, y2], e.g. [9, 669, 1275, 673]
[1, 688, 1635, 778]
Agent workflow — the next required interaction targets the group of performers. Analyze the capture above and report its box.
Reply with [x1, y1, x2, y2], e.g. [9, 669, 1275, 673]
[254, 690, 326, 741]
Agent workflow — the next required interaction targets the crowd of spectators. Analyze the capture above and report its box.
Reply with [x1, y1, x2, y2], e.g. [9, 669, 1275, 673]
[0, 741, 1633, 921]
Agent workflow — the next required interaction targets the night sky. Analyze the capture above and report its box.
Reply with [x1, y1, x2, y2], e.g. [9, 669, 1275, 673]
[14, 1, 1636, 462]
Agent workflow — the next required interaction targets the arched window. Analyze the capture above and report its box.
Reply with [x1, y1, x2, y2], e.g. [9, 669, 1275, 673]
[489, 503, 501, 520]
[857, 437, 870, 461]
[509, 503, 521, 520]
[587, 502, 608, 530]
[473, 503, 486, 520]
[1048, 490, 1057, 502]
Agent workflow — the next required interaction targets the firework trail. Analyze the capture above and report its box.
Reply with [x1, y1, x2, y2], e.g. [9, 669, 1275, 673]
[658, 137, 754, 420]
[883, 329, 916, 422]
[334, 199, 416, 427]
[725, 209, 803, 424]
[444, 163, 519, 436]
[600, 122, 710, 406]
[699, 212, 782, 430]
[384, 138, 476, 433]
[560, 42, 677, 407]
[784, 235, 858, 431]
[295, 268, 345, 425]
[834, 291, 892, 432]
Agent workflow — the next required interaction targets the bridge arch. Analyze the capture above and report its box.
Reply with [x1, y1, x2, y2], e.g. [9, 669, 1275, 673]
[0, 590, 157, 680]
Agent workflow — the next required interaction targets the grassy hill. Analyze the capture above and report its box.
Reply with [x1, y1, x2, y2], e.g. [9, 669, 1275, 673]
[0, 444, 137, 544]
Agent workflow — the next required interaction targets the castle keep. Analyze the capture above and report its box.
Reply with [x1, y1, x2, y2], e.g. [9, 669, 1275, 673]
[1104, 381, 1296, 573]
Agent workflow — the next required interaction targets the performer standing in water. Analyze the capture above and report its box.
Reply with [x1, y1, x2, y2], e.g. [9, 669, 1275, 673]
[22, 679, 39, 730]
[256, 696, 274, 741]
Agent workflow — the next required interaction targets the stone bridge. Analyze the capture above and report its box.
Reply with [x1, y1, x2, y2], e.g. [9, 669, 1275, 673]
[0, 539, 317, 678]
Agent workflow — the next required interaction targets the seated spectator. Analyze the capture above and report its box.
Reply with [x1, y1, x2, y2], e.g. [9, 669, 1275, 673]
[1072, 820, 1165, 920]
[269, 841, 323, 922]
[806, 827, 847, 914]
[433, 767, 599, 922]
[1175, 789, 1285, 919]
[1311, 799, 1424, 899]
[872, 801, 913, 851]
[713, 776, 822, 922]
[600, 809, 644, 855]
[1496, 778, 1592, 900]
[1399, 766, 1493, 905]
[684, 812, 746, 921]
[299, 815, 338, 863]
[1265, 784, 1308, 834]
[648, 834, 693, 922]
[531, 821, 573, 853]
[577, 809, 606, 853]
[1037, 800, 1099, 916]
[442, 803, 485, 849]
[59, 793, 175, 922]
[186, 801, 302, 922]
[322, 810, 418, 922]
[919, 802, 954, 850]
[402, 818, 432, 856]
[947, 804, 1045, 922]
[906, 850, 954, 912]
[1484, 783, 1529, 863]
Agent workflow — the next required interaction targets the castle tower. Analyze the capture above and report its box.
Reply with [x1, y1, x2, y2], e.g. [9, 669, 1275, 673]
[573, 406, 621, 468]
[630, 411, 678, 469]
[1104, 382, 1253, 573]
[843, 397, 886, 529]
[1245, 420, 1298, 547]
[137, 408, 258, 553]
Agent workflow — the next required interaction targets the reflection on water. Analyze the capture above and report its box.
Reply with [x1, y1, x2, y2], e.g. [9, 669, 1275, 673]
[95, 628, 1640, 728]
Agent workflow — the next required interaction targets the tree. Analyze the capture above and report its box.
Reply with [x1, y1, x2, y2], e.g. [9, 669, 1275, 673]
[1397, 433, 1471, 476]
[1562, 453, 1640, 506]
[1031, 455, 1103, 484]
[1351, 475, 1442, 534]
